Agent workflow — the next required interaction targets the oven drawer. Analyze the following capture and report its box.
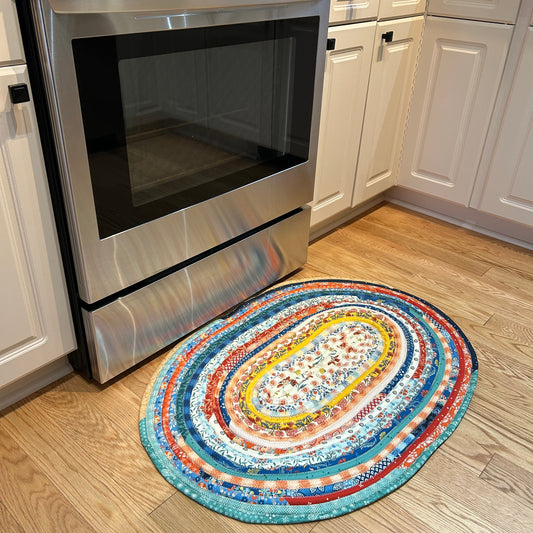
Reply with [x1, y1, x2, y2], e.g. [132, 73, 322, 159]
[82, 207, 310, 383]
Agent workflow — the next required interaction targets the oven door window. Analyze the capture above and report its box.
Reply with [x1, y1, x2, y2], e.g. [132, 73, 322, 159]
[72, 17, 319, 239]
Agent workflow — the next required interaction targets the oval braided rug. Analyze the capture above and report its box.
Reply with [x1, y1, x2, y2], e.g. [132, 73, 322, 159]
[140, 279, 478, 524]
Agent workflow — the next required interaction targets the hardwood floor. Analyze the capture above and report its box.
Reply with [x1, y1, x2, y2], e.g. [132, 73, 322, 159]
[1, 203, 532, 532]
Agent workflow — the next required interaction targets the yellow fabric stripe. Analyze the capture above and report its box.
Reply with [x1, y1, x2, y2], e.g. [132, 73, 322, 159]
[242, 315, 392, 426]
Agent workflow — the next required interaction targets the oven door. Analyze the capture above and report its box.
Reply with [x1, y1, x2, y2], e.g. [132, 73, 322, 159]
[31, 0, 329, 304]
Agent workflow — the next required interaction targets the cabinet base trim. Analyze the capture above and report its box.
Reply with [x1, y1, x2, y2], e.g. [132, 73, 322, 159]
[0, 357, 72, 413]
[309, 195, 385, 241]
[386, 186, 533, 250]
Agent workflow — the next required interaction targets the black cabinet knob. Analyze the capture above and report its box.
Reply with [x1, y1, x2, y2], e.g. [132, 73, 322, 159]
[326, 38, 336, 51]
[381, 31, 394, 43]
[9, 83, 31, 104]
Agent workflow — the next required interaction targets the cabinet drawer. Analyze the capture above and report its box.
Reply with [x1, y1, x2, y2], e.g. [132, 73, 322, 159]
[329, 0, 379, 25]
[379, 0, 426, 20]
[428, 0, 520, 24]
[0, 0, 24, 65]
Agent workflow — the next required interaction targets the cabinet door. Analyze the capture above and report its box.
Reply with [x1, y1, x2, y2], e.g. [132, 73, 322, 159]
[397, 17, 512, 205]
[352, 16, 423, 206]
[379, 0, 426, 20]
[329, 0, 379, 25]
[0, 0, 24, 65]
[477, 27, 533, 227]
[311, 23, 375, 227]
[428, 0, 520, 24]
[0, 65, 75, 388]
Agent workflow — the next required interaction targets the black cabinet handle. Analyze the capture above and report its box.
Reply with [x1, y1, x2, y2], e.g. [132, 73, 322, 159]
[326, 38, 336, 51]
[381, 31, 394, 43]
[9, 83, 31, 104]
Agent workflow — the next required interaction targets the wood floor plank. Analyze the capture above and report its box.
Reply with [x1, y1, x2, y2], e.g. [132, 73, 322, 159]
[307, 238, 491, 326]
[52, 373, 179, 512]
[481, 265, 533, 302]
[483, 313, 533, 348]
[308, 514, 370, 533]
[389, 479, 495, 532]
[0, 424, 95, 533]
[310, 498, 436, 533]
[354, 217, 491, 277]
[326, 220, 533, 323]
[391, 451, 533, 532]
[480, 453, 533, 508]
[441, 411, 533, 476]
[468, 329, 533, 369]
[2, 397, 163, 532]
[0, 499, 27, 533]
[473, 339, 533, 385]
[15, 375, 173, 515]
[118, 352, 173, 400]
[150, 490, 315, 533]
[364, 204, 533, 275]
[468, 363, 533, 445]
[61, 373, 151, 446]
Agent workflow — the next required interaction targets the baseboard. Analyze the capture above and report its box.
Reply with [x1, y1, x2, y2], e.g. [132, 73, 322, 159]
[309, 196, 385, 242]
[0, 357, 73, 413]
[386, 187, 533, 250]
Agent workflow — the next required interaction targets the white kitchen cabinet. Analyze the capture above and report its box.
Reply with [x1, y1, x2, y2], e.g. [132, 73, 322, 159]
[311, 22, 375, 226]
[352, 16, 423, 206]
[477, 27, 533, 227]
[0, 65, 75, 389]
[428, 0, 520, 24]
[397, 16, 512, 205]
[329, 0, 379, 25]
[379, 0, 426, 20]
[0, 0, 24, 65]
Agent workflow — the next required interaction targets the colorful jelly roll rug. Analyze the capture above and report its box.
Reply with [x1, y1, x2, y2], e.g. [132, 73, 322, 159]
[140, 279, 478, 524]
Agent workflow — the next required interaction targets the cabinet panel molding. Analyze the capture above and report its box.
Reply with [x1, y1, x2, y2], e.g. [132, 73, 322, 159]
[412, 40, 485, 188]
[0, 147, 43, 358]
[428, 0, 521, 24]
[0, 0, 25, 65]
[398, 17, 512, 205]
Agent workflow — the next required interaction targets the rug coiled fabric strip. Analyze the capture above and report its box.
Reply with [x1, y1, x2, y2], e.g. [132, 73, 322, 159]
[140, 280, 478, 524]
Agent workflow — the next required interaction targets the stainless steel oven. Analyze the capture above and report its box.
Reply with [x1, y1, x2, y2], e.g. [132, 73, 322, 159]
[27, 0, 328, 382]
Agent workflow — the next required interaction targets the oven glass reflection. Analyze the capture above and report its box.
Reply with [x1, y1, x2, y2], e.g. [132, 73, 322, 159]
[72, 18, 319, 238]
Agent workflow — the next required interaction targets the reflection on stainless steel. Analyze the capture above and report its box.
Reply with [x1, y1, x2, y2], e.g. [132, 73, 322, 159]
[49, 0, 310, 15]
[82, 208, 310, 383]
[29, 0, 328, 304]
